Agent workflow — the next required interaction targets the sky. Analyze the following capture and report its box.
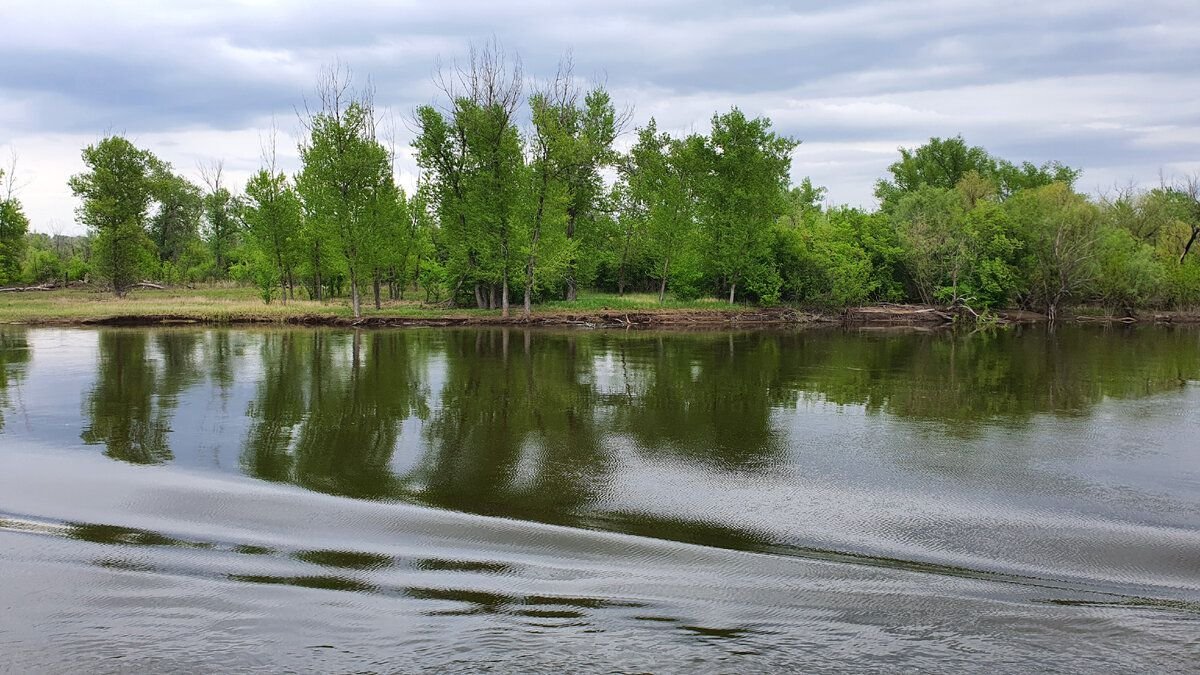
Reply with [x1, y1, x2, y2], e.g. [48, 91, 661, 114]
[2, 0, 1198, 235]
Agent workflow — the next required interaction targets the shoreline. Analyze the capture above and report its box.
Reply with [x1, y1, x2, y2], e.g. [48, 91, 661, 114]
[6, 304, 1200, 329]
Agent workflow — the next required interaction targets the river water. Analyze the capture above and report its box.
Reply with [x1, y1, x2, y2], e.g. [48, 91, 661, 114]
[1, 326, 1198, 673]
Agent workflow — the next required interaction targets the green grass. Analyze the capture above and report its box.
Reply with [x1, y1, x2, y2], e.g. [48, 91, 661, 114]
[536, 291, 732, 312]
[0, 285, 748, 324]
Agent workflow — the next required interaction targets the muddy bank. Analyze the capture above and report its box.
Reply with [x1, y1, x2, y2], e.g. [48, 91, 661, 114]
[63, 307, 829, 329]
[14, 305, 1200, 329]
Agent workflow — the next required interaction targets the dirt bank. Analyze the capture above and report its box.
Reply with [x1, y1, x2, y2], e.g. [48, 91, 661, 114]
[14, 305, 1200, 330]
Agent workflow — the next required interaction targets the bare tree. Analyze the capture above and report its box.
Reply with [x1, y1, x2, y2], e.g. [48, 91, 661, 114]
[1177, 175, 1200, 264]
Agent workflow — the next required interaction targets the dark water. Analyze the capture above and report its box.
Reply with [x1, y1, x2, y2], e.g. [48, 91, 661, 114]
[1, 326, 1198, 673]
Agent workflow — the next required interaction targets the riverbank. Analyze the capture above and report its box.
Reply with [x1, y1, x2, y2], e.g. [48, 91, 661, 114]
[0, 287, 826, 328]
[2, 286, 1199, 328]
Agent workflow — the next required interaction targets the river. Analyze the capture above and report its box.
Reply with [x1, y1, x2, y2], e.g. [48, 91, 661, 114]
[1, 326, 1198, 673]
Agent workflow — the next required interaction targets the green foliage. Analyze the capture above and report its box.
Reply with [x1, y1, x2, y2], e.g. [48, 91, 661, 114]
[876, 135, 1080, 211]
[149, 171, 202, 265]
[242, 169, 302, 302]
[0, 192, 29, 285]
[700, 108, 799, 303]
[774, 209, 876, 307]
[297, 97, 395, 316]
[68, 136, 160, 295]
[41, 69, 1194, 318]
[1007, 182, 1101, 318]
[202, 183, 240, 278]
[1093, 225, 1163, 311]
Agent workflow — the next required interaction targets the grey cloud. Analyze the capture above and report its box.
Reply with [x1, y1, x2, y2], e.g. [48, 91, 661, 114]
[2, 0, 1198, 229]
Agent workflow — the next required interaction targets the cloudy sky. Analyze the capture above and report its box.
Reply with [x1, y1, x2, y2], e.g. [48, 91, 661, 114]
[2, 0, 1198, 234]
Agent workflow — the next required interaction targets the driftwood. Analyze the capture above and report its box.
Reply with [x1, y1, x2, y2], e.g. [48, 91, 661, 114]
[0, 283, 57, 293]
[844, 305, 954, 326]
[132, 282, 166, 290]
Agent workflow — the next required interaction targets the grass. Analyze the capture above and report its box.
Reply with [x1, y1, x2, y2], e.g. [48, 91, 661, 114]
[0, 285, 750, 325]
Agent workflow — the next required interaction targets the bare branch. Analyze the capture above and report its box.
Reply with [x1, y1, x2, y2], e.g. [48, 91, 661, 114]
[198, 159, 225, 194]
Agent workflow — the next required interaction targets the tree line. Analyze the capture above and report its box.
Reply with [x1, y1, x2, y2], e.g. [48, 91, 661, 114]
[2, 45, 1199, 318]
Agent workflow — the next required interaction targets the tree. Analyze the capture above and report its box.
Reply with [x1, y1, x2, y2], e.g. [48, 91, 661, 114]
[199, 161, 240, 279]
[876, 136, 995, 210]
[700, 108, 798, 304]
[243, 169, 302, 303]
[891, 175, 1022, 308]
[1166, 176, 1200, 264]
[520, 61, 614, 317]
[0, 166, 30, 285]
[876, 135, 1079, 210]
[520, 86, 570, 317]
[68, 136, 159, 296]
[621, 121, 705, 302]
[773, 195, 878, 307]
[148, 169, 202, 274]
[296, 66, 395, 318]
[414, 40, 525, 314]
[1008, 182, 1101, 319]
[559, 82, 620, 301]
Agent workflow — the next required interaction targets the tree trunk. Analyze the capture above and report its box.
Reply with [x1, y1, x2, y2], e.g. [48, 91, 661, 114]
[658, 259, 670, 303]
[350, 269, 361, 318]
[565, 210, 577, 301]
[501, 271, 510, 318]
[728, 281, 737, 305]
[1181, 227, 1199, 264]
[373, 272, 381, 310]
[314, 271, 323, 301]
[475, 284, 485, 309]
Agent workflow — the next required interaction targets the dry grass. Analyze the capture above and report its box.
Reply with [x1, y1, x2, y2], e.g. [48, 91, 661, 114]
[0, 286, 748, 325]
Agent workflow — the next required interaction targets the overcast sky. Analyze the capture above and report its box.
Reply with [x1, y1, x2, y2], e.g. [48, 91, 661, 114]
[3, 0, 1198, 234]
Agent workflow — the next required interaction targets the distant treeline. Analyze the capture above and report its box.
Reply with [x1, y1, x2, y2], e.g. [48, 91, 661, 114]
[1, 45, 1198, 318]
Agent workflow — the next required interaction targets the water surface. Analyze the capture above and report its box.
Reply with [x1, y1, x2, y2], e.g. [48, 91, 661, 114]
[1, 326, 1198, 672]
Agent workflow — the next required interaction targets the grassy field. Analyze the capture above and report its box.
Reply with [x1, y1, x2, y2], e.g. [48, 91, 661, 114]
[0, 285, 746, 325]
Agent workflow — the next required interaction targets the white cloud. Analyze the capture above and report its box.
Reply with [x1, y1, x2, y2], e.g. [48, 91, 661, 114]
[1, 0, 1197, 231]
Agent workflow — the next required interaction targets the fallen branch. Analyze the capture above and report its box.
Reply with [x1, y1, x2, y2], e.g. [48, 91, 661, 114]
[0, 283, 57, 293]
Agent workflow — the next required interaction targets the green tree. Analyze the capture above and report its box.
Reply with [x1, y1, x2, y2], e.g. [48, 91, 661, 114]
[68, 136, 159, 296]
[700, 108, 798, 304]
[199, 161, 240, 279]
[621, 122, 706, 302]
[296, 68, 396, 318]
[148, 169, 202, 272]
[774, 201, 877, 307]
[876, 135, 1079, 210]
[1007, 182, 1101, 319]
[412, 42, 536, 314]
[0, 168, 29, 285]
[560, 84, 619, 301]
[242, 168, 302, 303]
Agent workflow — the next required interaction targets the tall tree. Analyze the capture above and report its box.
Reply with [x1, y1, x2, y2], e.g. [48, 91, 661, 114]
[243, 169, 302, 303]
[414, 40, 524, 314]
[148, 169, 202, 270]
[701, 108, 798, 304]
[560, 83, 619, 301]
[0, 166, 30, 285]
[68, 136, 159, 296]
[1008, 182, 1101, 320]
[622, 122, 706, 302]
[296, 67, 395, 318]
[876, 135, 1079, 210]
[199, 160, 240, 279]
